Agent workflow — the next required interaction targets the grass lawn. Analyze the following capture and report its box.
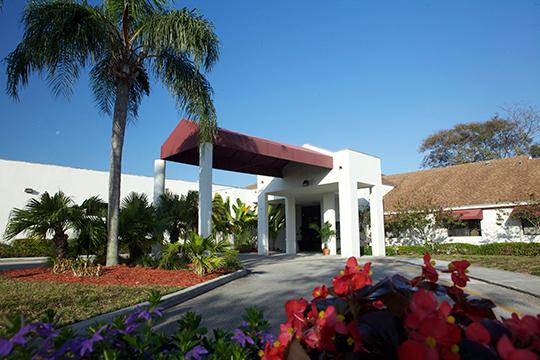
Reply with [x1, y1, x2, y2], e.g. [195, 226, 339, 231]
[427, 255, 540, 276]
[0, 276, 183, 327]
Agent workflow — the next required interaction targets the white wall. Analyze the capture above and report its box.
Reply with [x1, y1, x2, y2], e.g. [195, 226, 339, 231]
[385, 206, 540, 245]
[0, 159, 239, 240]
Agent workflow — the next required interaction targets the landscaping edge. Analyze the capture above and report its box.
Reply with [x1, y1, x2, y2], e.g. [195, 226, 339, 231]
[68, 268, 249, 334]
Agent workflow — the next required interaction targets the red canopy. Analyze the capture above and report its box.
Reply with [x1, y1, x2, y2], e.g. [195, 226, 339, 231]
[161, 119, 334, 177]
[452, 209, 483, 220]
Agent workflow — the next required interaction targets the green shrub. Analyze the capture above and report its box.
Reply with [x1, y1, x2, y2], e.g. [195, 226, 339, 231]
[219, 250, 242, 271]
[476, 242, 540, 256]
[0, 238, 54, 258]
[361, 242, 540, 257]
[158, 243, 188, 270]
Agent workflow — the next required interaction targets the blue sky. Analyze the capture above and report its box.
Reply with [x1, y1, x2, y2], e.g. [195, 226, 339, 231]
[1, 0, 539, 187]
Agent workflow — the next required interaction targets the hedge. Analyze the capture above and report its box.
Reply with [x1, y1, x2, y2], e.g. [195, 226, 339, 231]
[362, 242, 540, 257]
[0, 238, 54, 258]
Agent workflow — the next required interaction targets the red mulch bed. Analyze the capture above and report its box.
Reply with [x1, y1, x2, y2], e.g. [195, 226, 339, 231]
[0, 266, 225, 287]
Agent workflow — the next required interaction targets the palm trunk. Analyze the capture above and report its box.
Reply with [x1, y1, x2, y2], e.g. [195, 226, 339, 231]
[53, 232, 69, 259]
[106, 80, 130, 266]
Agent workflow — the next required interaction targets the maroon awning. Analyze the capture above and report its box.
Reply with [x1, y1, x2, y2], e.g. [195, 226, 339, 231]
[161, 119, 334, 178]
[452, 209, 483, 220]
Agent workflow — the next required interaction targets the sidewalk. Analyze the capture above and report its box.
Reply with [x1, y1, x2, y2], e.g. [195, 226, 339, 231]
[388, 256, 540, 299]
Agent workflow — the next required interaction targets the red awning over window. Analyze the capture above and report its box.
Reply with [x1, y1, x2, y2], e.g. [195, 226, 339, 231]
[452, 209, 483, 220]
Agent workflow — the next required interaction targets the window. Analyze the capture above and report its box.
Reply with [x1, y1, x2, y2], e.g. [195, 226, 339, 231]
[522, 219, 540, 236]
[448, 220, 482, 237]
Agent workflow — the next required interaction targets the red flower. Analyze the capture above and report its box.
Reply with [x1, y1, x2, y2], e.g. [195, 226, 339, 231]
[497, 335, 537, 360]
[503, 313, 540, 348]
[346, 320, 362, 352]
[444, 260, 470, 288]
[332, 257, 372, 296]
[312, 285, 328, 300]
[260, 339, 286, 360]
[465, 322, 490, 345]
[422, 253, 438, 283]
[405, 290, 439, 329]
[285, 298, 308, 334]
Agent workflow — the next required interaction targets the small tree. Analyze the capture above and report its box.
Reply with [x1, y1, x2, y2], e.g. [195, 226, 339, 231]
[510, 203, 540, 235]
[212, 194, 232, 240]
[73, 196, 108, 259]
[157, 190, 198, 243]
[309, 221, 336, 250]
[231, 199, 257, 250]
[268, 204, 285, 251]
[4, 191, 79, 259]
[384, 201, 461, 247]
[119, 192, 155, 263]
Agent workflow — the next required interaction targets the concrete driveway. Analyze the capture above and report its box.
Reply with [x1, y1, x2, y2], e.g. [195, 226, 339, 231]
[154, 254, 540, 335]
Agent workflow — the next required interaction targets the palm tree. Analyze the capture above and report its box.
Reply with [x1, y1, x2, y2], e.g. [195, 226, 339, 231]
[5, 0, 219, 265]
[73, 196, 108, 259]
[157, 190, 198, 243]
[119, 192, 155, 263]
[4, 191, 78, 259]
[212, 193, 231, 239]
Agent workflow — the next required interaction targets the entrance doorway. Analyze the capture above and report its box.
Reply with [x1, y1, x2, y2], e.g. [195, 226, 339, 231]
[299, 205, 321, 251]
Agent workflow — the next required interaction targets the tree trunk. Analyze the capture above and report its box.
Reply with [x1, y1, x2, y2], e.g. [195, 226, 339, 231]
[53, 232, 69, 259]
[106, 80, 130, 266]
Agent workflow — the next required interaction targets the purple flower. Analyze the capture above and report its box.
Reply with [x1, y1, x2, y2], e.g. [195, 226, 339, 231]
[240, 321, 248, 328]
[152, 307, 163, 318]
[185, 345, 208, 360]
[79, 325, 106, 356]
[137, 310, 152, 321]
[231, 329, 255, 347]
[11, 324, 36, 345]
[35, 322, 59, 338]
[257, 331, 274, 345]
[0, 339, 13, 357]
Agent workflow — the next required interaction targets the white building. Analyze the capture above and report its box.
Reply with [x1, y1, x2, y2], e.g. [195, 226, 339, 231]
[382, 156, 540, 244]
[0, 158, 256, 241]
[160, 120, 387, 257]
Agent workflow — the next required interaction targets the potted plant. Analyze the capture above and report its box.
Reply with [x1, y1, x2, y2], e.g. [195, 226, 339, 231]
[309, 221, 336, 255]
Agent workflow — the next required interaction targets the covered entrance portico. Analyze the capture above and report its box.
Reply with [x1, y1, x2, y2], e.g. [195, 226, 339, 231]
[158, 119, 386, 258]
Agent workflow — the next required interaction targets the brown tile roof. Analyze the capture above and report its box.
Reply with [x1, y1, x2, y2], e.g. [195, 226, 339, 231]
[382, 156, 540, 211]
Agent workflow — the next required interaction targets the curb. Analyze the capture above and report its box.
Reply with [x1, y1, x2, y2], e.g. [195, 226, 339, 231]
[0, 257, 49, 263]
[393, 258, 540, 300]
[69, 268, 249, 334]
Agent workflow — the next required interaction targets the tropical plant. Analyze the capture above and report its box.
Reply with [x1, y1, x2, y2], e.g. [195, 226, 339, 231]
[6, 0, 220, 266]
[119, 192, 155, 263]
[212, 193, 232, 238]
[231, 198, 257, 250]
[156, 190, 198, 243]
[268, 204, 285, 250]
[4, 191, 79, 259]
[183, 232, 230, 275]
[72, 196, 107, 258]
[158, 242, 186, 270]
[308, 221, 335, 248]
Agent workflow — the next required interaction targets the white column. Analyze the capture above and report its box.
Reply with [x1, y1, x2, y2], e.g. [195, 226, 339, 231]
[285, 196, 296, 254]
[152, 160, 166, 258]
[322, 193, 337, 255]
[198, 143, 213, 238]
[257, 192, 269, 256]
[338, 178, 360, 258]
[370, 185, 386, 256]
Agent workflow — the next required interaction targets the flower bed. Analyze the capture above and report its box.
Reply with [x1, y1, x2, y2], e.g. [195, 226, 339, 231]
[1, 254, 539, 359]
[0, 265, 223, 287]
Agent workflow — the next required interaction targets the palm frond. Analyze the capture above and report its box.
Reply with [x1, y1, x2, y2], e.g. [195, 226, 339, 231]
[90, 53, 150, 118]
[139, 8, 219, 71]
[5, 0, 110, 99]
[151, 51, 216, 141]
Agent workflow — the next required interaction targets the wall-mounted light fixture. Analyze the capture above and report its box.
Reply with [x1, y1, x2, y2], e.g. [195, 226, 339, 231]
[302, 180, 309, 187]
